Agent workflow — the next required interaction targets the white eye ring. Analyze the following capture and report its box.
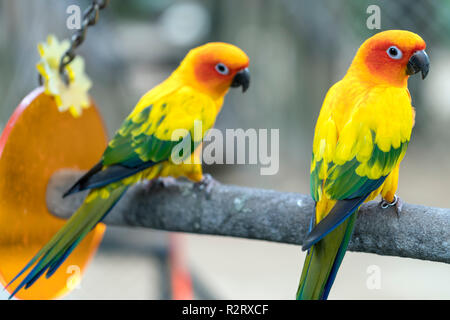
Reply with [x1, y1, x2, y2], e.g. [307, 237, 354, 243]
[215, 63, 229, 75]
[387, 46, 403, 60]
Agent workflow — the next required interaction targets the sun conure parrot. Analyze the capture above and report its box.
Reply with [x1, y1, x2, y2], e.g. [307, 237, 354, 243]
[297, 30, 429, 300]
[7, 42, 250, 297]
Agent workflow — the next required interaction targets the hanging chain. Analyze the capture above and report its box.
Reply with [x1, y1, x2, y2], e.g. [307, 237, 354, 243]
[57, 0, 109, 85]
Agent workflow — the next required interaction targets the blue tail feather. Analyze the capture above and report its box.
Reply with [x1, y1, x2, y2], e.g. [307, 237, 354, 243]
[46, 237, 83, 279]
[321, 212, 357, 299]
[7, 184, 129, 299]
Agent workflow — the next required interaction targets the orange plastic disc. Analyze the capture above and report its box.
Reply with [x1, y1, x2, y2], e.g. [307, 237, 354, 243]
[0, 87, 108, 299]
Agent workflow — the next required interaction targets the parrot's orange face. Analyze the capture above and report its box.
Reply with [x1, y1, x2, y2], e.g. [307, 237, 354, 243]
[183, 42, 250, 96]
[354, 30, 429, 86]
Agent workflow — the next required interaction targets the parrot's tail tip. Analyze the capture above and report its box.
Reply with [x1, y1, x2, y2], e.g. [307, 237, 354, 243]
[301, 234, 315, 251]
[62, 185, 81, 198]
[62, 190, 73, 198]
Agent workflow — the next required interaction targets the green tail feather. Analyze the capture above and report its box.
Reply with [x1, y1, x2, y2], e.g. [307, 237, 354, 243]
[8, 184, 128, 298]
[296, 212, 357, 300]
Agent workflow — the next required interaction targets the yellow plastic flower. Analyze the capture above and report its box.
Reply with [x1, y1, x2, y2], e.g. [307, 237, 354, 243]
[36, 35, 92, 117]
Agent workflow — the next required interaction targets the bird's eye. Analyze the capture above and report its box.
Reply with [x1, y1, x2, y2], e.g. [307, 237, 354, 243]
[215, 63, 229, 75]
[386, 46, 403, 60]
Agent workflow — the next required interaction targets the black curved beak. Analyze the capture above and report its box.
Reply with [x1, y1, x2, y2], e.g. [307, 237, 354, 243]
[231, 68, 250, 92]
[406, 50, 430, 79]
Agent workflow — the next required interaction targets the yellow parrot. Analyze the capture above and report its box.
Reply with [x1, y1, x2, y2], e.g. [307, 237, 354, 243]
[8, 42, 250, 297]
[297, 30, 429, 300]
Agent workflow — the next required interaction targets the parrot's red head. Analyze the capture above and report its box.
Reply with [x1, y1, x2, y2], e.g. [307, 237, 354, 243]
[178, 42, 250, 97]
[350, 30, 429, 86]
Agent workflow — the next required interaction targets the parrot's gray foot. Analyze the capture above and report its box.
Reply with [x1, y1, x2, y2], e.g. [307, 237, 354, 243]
[157, 177, 178, 188]
[380, 194, 403, 217]
[195, 173, 217, 198]
[143, 177, 178, 191]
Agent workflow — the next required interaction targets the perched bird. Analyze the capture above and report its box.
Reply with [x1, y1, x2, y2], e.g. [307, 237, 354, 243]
[297, 30, 429, 300]
[8, 42, 250, 297]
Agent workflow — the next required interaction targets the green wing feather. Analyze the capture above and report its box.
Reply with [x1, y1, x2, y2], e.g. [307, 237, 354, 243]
[103, 87, 216, 168]
[65, 88, 214, 195]
[102, 105, 180, 167]
[311, 132, 408, 202]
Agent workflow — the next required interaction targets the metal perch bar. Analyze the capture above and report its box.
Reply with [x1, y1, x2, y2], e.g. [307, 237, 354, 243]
[46, 170, 450, 264]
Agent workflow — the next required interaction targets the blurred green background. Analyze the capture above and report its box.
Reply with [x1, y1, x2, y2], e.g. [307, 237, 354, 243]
[0, 0, 449, 299]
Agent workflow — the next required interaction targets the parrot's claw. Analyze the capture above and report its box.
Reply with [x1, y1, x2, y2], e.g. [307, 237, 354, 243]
[195, 173, 216, 198]
[157, 177, 178, 188]
[380, 195, 403, 217]
[143, 177, 178, 191]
